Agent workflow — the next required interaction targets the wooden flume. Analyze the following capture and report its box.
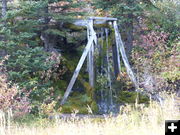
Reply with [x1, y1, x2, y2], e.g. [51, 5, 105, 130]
[60, 17, 137, 105]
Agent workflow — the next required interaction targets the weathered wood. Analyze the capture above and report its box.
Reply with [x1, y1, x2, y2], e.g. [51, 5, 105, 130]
[113, 21, 138, 88]
[88, 20, 95, 87]
[60, 35, 95, 105]
[91, 42, 95, 87]
[113, 21, 121, 76]
[74, 20, 111, 29]
[89, 17, 117, 21]
[61, 17, 138, 105]
[87, 27, 90, 72]
[112, 44, 119, 78]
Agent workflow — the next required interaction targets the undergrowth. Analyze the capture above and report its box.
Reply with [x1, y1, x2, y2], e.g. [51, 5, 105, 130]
[0, 92, 179, 135]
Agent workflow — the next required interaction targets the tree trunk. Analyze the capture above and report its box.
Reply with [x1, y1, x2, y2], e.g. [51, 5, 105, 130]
[44, 4, 50, 24]
[40, 2, 53, 51]
[2, 0, 7, 18]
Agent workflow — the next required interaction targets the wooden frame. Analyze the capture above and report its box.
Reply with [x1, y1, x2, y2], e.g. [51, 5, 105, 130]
[60, 17, 137, 105]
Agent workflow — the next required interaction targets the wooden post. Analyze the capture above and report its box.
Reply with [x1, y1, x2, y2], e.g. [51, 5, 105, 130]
[113, 21, 121, 76]
[61, 17, 138, 105]
[88, 19, 95, 87]
[113, 21, 138, 88]
[112, 44, 119, 78]
[87, 25, 90, 72]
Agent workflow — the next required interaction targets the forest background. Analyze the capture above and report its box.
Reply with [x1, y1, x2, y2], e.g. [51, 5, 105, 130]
[0, 0, 179, 118]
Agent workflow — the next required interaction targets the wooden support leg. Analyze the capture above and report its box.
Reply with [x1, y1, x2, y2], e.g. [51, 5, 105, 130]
[60, 36, 95, 105]
[112, 44, 119, 78]
[113, 21, 121, 76]
[88, 20, 95, 87]
[113, 21, 138, 88]
[61, 20, 97, 105]
[88, 42, 95, 87]
[87, 28, 90, 72]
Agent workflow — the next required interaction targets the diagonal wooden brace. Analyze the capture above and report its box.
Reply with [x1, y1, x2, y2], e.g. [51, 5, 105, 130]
[60, 35, 96, 105]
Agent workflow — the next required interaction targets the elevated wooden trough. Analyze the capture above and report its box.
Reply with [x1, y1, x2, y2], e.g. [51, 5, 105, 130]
[60, 17, 138, 105]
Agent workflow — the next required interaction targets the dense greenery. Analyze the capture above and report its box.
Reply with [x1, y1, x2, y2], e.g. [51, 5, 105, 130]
[0, 0, 179, 116]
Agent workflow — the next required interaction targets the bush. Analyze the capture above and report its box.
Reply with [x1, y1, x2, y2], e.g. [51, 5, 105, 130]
[0, 57, 31, 118]
[132, 33, 180, 94]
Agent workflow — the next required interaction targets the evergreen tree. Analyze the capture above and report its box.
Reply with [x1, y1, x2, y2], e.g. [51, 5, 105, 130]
[0, 0, 86, 107]
[0, 0, 53, 101]
[40, 0, 86, 51]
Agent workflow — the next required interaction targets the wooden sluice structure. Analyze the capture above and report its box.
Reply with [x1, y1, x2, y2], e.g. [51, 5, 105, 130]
[60, 17, 138, 105]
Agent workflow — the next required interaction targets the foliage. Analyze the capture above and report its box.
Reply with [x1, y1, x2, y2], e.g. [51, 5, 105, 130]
[0, 57, 31, 118]
[0, 92, 180, 135]
[40, 101, 57, 116]
[146, 0, 180, 43]
[0, 0, 179, 116]
[116, 91, 149, 104]
[59, 93, 99, 114]
[0, 1, 69, 114]
[93, 0, 149, 55]
[132, 33, 180, 94]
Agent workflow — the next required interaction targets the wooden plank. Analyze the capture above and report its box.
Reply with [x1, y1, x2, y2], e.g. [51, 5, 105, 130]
[89, 17, 117, 21]
[87, 27, 90, 72]
[91, 41, 95, 87]
[88, 45, 93, 86]
[113, 21, 121, 76]
[112, 44, 119, 78]
[60, 35, 95, 105]
[113, 21, 138, 88]
[88, 20, 95, 87]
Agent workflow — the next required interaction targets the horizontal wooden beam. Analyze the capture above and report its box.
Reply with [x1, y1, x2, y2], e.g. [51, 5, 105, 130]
[88, 17, 117, 21]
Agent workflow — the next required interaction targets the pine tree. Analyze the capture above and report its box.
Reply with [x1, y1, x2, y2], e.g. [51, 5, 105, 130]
[0, 0, 86, 105]
[0, 0, 53, 98]
[40, 0, 86, 51]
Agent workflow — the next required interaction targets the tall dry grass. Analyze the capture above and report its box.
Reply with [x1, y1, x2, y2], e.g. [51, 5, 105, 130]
[0, 93, 180, 135]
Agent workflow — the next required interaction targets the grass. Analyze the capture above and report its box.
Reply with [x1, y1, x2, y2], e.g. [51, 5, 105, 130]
[0, 92, 180, 135]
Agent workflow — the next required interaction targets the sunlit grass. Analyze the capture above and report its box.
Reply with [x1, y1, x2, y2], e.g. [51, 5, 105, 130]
[0, 92, 180, 135]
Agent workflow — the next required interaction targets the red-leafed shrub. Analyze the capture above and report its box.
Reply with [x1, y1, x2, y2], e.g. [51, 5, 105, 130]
[0, 56, 31, 118]
[132, 31, 179, 95]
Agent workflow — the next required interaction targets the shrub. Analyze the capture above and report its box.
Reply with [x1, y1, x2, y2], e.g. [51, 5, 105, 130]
[132, 32, 179, 94]
[0, 57, 31, 118]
